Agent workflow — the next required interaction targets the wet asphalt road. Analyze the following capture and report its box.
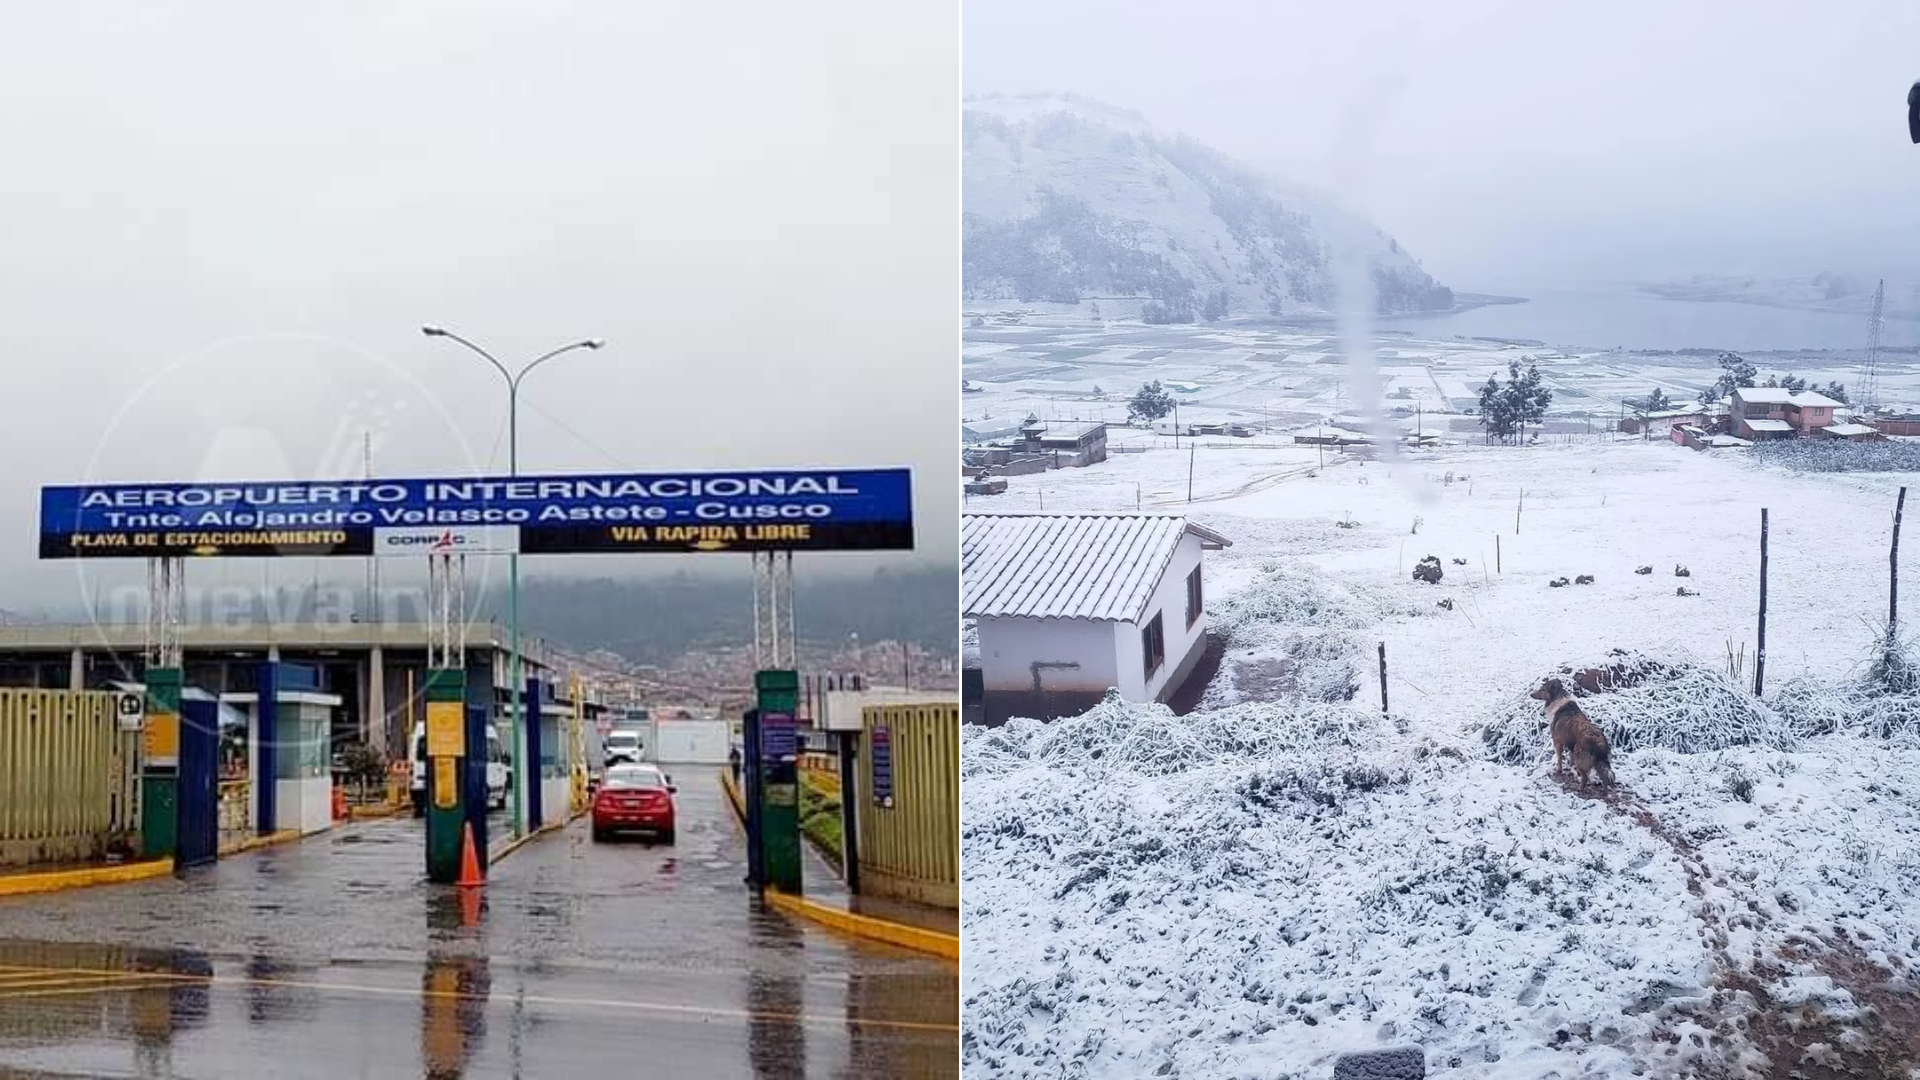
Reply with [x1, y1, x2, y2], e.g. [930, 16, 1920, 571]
[0, 766, 956, 1079]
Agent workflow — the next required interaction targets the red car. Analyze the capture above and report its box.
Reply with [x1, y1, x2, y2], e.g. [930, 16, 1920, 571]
[591, 764, 677, 843]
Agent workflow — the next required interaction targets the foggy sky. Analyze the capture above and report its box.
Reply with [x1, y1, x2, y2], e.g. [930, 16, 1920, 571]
[964, 0, 1920, 291]
[0, 2, 956, 612]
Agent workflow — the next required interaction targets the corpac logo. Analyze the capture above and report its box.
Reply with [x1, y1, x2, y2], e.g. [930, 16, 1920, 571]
[373, 526, 519, 557]
[391, 530, 463, 550]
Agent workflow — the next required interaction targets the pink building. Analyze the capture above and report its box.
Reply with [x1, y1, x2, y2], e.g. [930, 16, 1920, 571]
[1728, 387, 1843, 441]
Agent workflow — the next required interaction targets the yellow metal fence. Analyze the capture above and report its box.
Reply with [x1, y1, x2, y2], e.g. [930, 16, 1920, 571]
[0, 690, 140, 867]
[858, 702, 959, 910]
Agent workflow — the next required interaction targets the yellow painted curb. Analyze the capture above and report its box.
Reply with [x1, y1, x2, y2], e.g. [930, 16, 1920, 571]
[764, 888, 960, 962]
[219, 829, 303, 858]
[0, 859, 174, 898]
[721, 773, 957, 962]
[720, 771, 747, 821]
[488, 821, 565, 865]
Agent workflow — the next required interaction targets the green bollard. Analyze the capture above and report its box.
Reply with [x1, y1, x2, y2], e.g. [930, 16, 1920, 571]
[754, 669, 802, 894]
[423, 669, 469, 884]
[140, 668, 183, 859]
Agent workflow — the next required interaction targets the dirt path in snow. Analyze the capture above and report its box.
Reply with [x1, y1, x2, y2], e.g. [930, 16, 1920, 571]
[1152, 460, 1334, 508]
[1555, 775, 1920, 1079]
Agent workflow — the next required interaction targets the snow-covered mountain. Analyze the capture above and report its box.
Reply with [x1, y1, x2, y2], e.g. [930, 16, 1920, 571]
[963, 93, 1455, 318]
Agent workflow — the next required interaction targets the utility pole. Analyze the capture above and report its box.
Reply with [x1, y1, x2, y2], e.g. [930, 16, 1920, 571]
[422, 326, 604, 839]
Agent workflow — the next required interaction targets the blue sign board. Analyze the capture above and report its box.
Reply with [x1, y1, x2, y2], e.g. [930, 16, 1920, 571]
[760, 711, 796, 760]
[39, 468, 914, 558]
[871, 724, 894, 807]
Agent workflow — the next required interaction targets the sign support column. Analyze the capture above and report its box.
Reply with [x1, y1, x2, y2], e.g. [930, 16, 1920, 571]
[423, 552, 476, 884]
[140, 557, 185, 860]
[750, 549, 802, 894]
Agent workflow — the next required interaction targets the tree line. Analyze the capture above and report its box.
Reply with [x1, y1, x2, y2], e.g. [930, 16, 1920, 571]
[1696, 352, 1848, 407]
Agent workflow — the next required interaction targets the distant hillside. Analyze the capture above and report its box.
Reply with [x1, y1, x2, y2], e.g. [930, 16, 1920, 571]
[1643, 274, 1920, 322]
[512, 569, 955, 665]
[963, 93, 1454, 319]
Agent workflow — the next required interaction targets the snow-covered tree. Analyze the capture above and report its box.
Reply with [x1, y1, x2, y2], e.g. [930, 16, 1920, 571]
[1477, 375, 1516, 443]
[1128, 380, 1175, 421]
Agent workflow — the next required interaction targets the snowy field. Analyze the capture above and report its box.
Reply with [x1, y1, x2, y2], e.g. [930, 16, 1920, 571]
[960, 316, 1920, 447]
[961, 435, 1920, 1079]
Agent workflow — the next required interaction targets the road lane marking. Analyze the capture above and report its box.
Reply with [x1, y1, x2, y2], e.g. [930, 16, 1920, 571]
[0, 963, 957, 1034]
[0, 974, 185, 997]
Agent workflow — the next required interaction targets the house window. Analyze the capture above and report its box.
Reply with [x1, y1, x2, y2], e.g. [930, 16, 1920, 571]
[1744, 402, 1772, 418]
[1142, 614, 1165, 681]
[1185, 566, 1203, 627]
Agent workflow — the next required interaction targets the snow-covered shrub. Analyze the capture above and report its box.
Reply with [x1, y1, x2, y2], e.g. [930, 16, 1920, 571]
[1213, 560, 1421, 646]
[1750, 439, 1920, 473]
[963, 696, 1705, 1079]
[1723, 763, 1756, 803]
[979, 692, 1392, 780]
[1771, 635, 1920, 742]
[1281, 630, 1364, 703]
[1479, 652, 1794, 765]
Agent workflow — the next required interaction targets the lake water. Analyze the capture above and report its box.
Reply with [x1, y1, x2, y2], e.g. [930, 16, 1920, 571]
[1381, 286, 1910, 354]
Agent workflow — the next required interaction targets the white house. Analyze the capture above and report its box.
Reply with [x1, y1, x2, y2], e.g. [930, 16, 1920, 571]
[961, 512, 1231, 724]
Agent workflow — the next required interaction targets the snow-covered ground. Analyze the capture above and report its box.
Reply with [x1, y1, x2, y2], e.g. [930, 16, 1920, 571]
[960, 317, 1920, 447]
[962, 434, 1920, 1079]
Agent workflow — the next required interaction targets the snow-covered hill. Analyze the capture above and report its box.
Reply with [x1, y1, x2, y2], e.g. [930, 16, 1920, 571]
[963, 93, 1455, 318]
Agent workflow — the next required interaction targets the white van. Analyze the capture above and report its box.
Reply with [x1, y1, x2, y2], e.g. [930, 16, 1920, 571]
[410, 721, 510, 815]
[603, 730, 644, 767]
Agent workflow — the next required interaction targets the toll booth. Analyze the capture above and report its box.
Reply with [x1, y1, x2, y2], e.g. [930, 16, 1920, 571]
[538, 697, 572, 828]
[213, 663, 339, 839]
[223, 685, 341, 838]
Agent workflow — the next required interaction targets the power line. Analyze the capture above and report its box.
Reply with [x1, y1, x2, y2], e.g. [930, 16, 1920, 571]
[515, 394, 631, 471]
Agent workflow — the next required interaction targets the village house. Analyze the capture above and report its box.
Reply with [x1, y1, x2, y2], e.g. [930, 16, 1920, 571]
[962, 512, 1230, 725]
[1016, 417, 1108, 468]
[1871, 413, 1920, 437]
[1728, 387, 1843, 440]
[1619, 408, 1707, 438]
[1819, 421, 1884, 442]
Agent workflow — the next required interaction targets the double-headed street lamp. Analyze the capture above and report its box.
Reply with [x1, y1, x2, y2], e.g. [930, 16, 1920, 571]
[422, 325, 604, 838]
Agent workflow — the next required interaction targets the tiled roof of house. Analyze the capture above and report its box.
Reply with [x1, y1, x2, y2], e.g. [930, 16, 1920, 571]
[962, 513, 1230, 622]
[1733, 387, 1843, 408]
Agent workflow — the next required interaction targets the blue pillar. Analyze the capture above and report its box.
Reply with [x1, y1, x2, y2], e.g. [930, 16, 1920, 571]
[463, 701, 490, 872]
[524, 676, 543, 830]
[255, 662, 278, 835]
[742, 708, 764, 888]
[176, 697, 220, 870]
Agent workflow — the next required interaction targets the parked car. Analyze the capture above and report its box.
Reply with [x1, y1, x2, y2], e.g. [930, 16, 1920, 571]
[410, 721, 510, 815]
[603, 730, 643, 766]
[590, 763, 677, 843]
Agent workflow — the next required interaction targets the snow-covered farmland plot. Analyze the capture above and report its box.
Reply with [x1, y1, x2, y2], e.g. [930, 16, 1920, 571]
[961, 438, 1920, 1080]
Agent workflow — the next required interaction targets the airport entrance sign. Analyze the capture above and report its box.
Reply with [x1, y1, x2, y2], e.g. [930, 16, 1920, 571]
[38, 468, 915, 558]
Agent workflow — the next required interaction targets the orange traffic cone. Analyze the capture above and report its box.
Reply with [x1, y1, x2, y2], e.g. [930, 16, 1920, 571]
[458, 885, 482, 926]
[457, 822, 485, 888]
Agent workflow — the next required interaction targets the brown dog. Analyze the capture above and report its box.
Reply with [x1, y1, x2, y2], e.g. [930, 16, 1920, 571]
[1529, 677, 1616, 789]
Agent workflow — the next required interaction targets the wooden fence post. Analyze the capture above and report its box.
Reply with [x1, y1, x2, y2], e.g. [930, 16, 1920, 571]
[1892, 486, 1907, 638]
[1755, 508, 1769, 697]
[1378, 643, 1389, 716]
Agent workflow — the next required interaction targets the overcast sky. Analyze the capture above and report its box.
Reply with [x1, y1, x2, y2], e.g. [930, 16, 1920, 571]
[0, 2, 955, 611]
[964, 0, 1920, 290]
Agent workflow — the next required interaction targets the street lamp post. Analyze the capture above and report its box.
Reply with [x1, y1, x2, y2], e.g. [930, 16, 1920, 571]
[422, 326, 604, 838]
